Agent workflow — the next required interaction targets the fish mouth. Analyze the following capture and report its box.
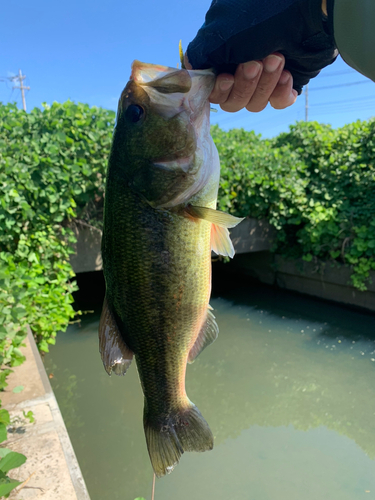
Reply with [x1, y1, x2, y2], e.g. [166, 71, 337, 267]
[130, 60, 215, 120]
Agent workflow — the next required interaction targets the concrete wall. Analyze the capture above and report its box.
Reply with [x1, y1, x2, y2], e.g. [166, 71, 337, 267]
[69, 218, 274, 274]
[70, 224, 102, 274]
[230, 251, 375, 313]
[69, 220, 375, 313]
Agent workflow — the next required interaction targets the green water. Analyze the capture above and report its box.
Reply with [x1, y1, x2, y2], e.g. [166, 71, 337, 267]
[44, 284, 375, 500]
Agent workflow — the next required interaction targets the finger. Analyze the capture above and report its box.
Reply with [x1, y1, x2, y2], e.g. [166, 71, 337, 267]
[269, 71, 298, 109]
[220, 61, 262, 112]
[209, 73, 234, 105]
[246, 53, 284, 112]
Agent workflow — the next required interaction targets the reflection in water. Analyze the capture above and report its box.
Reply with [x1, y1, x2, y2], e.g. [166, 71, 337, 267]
[44, 284, 375, 500]
[48, 365, 84, 430]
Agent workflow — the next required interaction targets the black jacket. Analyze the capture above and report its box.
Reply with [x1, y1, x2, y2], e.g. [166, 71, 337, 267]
[187, 0, 338, 94]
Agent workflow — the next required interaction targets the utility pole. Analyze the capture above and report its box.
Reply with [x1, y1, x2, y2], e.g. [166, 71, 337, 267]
[305, 83, 309, 121]
[12, 69, 30, 111]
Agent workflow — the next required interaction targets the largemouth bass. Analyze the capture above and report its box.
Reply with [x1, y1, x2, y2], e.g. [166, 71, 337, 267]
[99, 60, 243, 477]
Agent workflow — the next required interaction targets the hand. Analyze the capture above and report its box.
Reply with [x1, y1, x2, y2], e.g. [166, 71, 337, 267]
[185, 53, 298, 113]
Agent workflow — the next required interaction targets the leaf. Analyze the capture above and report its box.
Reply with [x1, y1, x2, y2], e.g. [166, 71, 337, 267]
[302, 253, 313, 262]
[0, 424, 7, 444]
[0, 479, 21, 497]
[56, 131, 66, 142]
[12, 386, 24, 394]
[0, 449, 12, 459]
[0, 411, 10, 426]
[0, 451, 27, 473]
[22, 411, 35, 424]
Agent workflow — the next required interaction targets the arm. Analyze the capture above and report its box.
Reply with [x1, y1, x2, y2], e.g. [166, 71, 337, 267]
[187, 0, 337, 112]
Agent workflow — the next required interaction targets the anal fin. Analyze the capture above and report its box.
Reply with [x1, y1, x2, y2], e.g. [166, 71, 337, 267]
[99, 297, 133, 376]
[188, 309, 219, 363]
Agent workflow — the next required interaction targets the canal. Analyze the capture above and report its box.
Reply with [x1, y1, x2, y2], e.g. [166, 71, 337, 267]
[44, 270, 375, 500]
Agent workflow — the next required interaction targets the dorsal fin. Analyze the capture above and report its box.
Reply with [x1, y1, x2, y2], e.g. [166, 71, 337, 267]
[188, 309, 219, 363]
[99, 297, 133, 376]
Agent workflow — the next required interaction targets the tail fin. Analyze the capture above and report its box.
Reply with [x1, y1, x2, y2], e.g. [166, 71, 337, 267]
[144, 403, 213, 477]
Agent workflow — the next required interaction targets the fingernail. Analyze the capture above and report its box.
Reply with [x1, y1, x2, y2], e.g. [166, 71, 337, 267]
[243, 61, 261, 80]
[279, 71, 290, 85]
[219, 79, 234, 92]
[264, 55, 283, 73]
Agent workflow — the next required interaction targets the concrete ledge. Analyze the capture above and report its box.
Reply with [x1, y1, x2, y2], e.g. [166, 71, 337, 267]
[230, 251, 375, 312]
[275, 256, 375, 312]
[69, 220, 375, 312]
[2, 329, 90, 500]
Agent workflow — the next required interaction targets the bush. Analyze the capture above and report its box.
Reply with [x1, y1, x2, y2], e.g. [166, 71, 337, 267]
[0, 101, 115, 358]
[1, 102, 374, 372]
[213, 121, 375, 290]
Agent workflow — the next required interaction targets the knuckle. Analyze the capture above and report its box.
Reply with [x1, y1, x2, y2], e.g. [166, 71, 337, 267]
[220, 102, 241, 113]
[255, 84, 271, 98]
[247, 101, 267, 113]
[209, 94, 223, 105]
[231, 86, 252, 101]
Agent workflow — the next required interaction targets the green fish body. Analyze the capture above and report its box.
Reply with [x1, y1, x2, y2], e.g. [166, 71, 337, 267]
[100, 61, 243, 476]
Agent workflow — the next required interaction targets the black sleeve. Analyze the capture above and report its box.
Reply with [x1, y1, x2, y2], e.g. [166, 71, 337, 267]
[187, 0, 338, 94]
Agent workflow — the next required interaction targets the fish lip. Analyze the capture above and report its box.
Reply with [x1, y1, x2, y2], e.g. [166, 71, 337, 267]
[129, 60, 215, 120]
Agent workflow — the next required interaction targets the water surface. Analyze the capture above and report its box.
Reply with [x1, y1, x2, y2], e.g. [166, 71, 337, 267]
[44, 284, 375, 500]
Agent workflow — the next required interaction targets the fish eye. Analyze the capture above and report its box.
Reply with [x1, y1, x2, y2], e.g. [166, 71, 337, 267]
[125, 104, 144, 123]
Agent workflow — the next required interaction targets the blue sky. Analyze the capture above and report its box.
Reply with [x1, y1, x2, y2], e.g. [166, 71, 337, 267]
[1, 0, 374, 138]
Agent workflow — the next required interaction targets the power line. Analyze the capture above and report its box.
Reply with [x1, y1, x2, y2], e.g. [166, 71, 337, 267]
[311, 94, 375, 107]
[312, 104, 375, 115]
[210, 73, 374, 131]
[319, 69, 356, 78]
[310, 79, 372, 92]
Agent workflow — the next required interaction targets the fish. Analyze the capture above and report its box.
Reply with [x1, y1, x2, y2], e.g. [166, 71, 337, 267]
[99, 60, 243, 477]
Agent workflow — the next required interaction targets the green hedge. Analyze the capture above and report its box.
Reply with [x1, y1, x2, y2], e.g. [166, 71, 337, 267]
[274, 121, 375, 289]
[213, 120, 375, 290]
[0, 101, 114, 363]
[1, 101, 374, 371]
[213, 121, 375, 290]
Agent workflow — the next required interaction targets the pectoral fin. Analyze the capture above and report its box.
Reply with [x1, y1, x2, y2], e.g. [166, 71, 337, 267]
[211, 224, 235, 258]
[99, 297, 133, 376]
[188, 309, 219, 363]
[184, 205, 244, 258]
[184, 205, 244, 228]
